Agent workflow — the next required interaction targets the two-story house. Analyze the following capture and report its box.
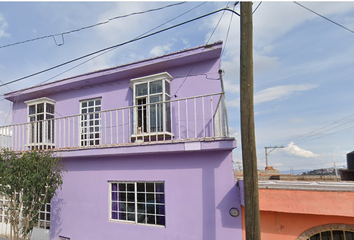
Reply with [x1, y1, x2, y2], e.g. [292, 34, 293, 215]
[1, 41, 241, 240]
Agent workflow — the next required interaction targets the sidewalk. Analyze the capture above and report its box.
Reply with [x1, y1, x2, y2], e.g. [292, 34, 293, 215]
[0, 237, 9, 240]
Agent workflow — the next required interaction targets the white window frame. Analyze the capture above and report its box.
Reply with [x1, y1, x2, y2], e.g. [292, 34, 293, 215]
[25, 97, 56, 147]
[109, 181, 166, 227]
[79, 98, 102, 147]
[130, 72, 173, 138]
[38, 201, 51, 230]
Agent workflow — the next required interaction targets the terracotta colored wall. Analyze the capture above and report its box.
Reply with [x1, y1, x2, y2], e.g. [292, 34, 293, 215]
[259, 189, 354, 217]
[240, 188, 354, 240]
[242, 208, 354, 240]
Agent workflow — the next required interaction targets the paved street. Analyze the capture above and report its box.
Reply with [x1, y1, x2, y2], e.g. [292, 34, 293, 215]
[0, 237, 9, 240]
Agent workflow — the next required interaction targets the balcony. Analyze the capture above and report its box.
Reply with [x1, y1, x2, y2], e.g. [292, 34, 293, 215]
[0, 93, 230, 152]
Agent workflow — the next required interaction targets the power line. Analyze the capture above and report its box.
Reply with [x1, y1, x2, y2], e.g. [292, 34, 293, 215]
[0, 7, 239, 90]
[0, 2, 187, 49]
[252, 2, 262, 14]
[174, 2, 233, 96]
[279, 112, 354, 145]
[35, 2, 208, 87]
[221, 3, 237, 57]
[294, 1, 354, 35]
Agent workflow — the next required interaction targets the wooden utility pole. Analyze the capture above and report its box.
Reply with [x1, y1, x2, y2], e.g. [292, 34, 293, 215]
[240, 2, 261, 240]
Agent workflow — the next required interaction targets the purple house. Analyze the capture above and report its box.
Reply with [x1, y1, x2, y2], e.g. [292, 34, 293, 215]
[2, 41, 241, 240]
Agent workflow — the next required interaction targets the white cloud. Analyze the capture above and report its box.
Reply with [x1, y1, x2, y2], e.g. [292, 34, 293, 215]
[149, 43, 173, 57]
[0, 15, 9, 38]
[229, 126, 238, 139]
[255, 84, 318, 105]
[227, 84, 317, 107]
[283, 141, 319, 158]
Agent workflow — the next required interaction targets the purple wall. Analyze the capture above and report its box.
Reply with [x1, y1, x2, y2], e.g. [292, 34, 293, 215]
[50, 149, 242, 240]
[11, 58, 222, 125]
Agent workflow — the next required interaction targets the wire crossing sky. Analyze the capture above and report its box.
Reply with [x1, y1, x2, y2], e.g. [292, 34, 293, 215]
[1, 1, 354, 173]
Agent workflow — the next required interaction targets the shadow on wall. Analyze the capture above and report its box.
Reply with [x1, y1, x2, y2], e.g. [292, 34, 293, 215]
[216, 184, 242, 229]
[50, 195, 65, 240]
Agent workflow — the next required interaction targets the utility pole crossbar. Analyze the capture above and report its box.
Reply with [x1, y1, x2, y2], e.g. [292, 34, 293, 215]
[264, 145, 285, 169]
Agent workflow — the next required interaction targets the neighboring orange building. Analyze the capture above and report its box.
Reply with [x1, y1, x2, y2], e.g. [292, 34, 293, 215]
[238, 180, 354, 240]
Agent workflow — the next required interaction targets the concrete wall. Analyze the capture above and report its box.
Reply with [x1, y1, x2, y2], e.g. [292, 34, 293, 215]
[51, 150, 242, 240]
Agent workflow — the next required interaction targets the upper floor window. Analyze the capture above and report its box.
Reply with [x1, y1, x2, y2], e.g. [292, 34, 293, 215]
[80, 98, 101, 147]
[25, 97, 55, 147]
[130, 72, 172, 137]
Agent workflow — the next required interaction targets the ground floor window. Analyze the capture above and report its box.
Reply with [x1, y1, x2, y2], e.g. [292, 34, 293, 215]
[109, 181, 165, 226]
[308, 230, 354, 240]
[38, 202, 51, 229]
[298, 224, 354, 240]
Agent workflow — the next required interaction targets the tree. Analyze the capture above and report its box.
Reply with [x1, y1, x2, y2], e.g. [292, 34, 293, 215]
[0, 150, 65, 240]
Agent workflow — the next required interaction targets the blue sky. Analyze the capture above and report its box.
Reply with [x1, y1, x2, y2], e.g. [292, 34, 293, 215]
[1, 1, 354, 173]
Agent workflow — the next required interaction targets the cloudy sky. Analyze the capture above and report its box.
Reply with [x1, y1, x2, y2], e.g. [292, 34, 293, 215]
[0, 1, 354, 173]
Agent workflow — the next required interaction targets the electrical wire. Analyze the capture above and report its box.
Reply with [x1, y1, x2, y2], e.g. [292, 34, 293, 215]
[294, 1, 354, 35]
[7, 1, 209, 125]
[0, 7, 239, 90]
[34, 2, 208, 87]
[252, 2, 262, 14]
[0, 2, 187, 49]
[221, 3, 237, 57]
[173, 2, 232, 97]
[280, 112, 354, 145]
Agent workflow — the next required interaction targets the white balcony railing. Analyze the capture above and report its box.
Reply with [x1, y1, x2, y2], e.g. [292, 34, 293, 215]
[0, 93, 229, 152]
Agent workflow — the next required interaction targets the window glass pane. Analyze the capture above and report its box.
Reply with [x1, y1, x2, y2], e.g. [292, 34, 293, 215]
[165, 80, 170, 95]
[112, 212, 118, 220]
[119, 183, 126, 191]
[29, 105, 35, 115]
[127, 203, 135, 212]
[137, 183, 145, 192]
[322, 231, 332, 240]
[30, 116, 36, 122]
[37, 114, 44, 121]
[112, 192, 117, 201]
[333, 230, 345, 240]
[127, 193, 135, 202]
[46, 114, 54, 119]
[37, 103, 44, 113]
[82, 102, 87, 108]
[95, 99, 101, 105]
[156, 216, 165, 226]
[150, 80, 163, 94]
[156, 194, 165, 204]
[150, 95, 162, 104]
[346, 231, 354, 240]
[46, 104, 54, 114]
[146, 183, 154, 192]
[137, 193, 145, 202]
[136, 83, 148, 96]
[156, 183, 164, 193]
[147, 215, 155, 225]
[137, 214, 146, 223]
[310, 233, 320, 240]
[127, 183, 135, 192]
[88, 101, 94, 107]
[127, 213, 135, 221]
[119, 192, 126, 201]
